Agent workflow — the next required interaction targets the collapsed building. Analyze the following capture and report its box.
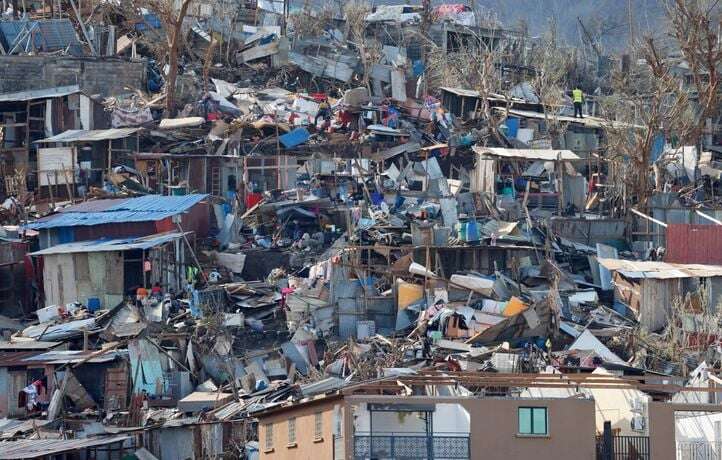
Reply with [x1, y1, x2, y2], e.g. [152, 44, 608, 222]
[0, 1, 722, 459]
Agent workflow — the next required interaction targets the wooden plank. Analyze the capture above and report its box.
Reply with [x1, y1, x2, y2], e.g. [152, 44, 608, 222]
[239, 41, 279, 62]
[104, 366, 129, 410]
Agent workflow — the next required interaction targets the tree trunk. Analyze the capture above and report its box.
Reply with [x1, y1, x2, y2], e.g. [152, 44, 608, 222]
[165, 0, 192, 116]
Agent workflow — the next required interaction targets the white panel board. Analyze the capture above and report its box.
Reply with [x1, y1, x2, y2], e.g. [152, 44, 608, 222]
[38, 147, 75, 186]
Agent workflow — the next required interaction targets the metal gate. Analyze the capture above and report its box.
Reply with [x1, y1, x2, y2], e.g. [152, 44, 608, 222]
[677, 441, 722, 460]
[597, 435, 651, 460]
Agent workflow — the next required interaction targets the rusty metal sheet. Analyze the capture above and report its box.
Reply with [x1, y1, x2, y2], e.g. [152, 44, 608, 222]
[665, 224, 722, 265]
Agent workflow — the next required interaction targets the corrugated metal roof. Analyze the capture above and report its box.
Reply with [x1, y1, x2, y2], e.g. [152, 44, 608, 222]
[105, 194, 207, 212]
[0, 351, 45, 366]
[21, 349, 127, 364]
[598, 258, 722, 279]
[440, 87, 481, 97]
[0, 341, 62, 350]
[26, 194, 207, 229]
[35, 128, 142, 143]
[28, 211, 171, 228]
[30, 232, 185, 255]
[0, 435, 130, 459]
[473, 146, 581, 161]
[0, 19, 82, 55]
[498, 107, 643, 130]
[57, 198, 128, 213]
[0, 85, 80, 102]
[0, 419, 52, 439]
[21, 318, 98, 341]
[665, 224, 722, 265]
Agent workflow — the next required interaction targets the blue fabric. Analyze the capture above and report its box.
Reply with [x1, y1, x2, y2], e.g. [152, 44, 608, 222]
[190, 290, 201, 318]
[505, 117, 520, 138]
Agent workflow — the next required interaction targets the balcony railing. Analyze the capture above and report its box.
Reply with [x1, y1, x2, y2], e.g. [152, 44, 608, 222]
[677, 441, 722, 460]
[353, 432, 470, 459]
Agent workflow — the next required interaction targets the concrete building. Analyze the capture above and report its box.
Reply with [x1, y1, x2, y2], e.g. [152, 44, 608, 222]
[253, 390, 597, 460]
[253, 373, 722, 460]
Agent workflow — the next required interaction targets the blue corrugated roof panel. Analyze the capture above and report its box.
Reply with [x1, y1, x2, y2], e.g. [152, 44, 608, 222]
[30, 232, 186, 255]
[0, 19, 82, 54]
[106, 194, 208, 212]
[27, 194, 207, 229]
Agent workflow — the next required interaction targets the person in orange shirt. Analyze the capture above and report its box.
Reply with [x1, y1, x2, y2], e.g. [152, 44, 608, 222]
[136, 286, 148, 301]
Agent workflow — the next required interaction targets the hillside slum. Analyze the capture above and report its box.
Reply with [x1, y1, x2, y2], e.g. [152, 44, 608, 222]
[2, 1, 722, 459]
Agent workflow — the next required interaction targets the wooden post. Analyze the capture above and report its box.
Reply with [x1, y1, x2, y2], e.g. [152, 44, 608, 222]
[63, 167, 73, 201]
[557, 152, 564, 216]
[46, 172, 54, 208]
[143, 249, 148, 289]
[275, 113, 281, 190]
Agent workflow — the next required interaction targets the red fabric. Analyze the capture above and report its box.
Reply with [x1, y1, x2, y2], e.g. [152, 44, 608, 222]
[339, 110, 353, 126]
[246, 192, 263, 209]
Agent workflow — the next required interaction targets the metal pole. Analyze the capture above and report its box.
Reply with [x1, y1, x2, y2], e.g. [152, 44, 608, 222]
[69, 0, 97, 56]
[696, 209, 722, 226]
[175, 222, 208, 283]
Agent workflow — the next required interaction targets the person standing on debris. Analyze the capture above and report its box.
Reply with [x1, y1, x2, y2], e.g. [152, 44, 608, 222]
[151, 282, 162, 298]
[315, 97, 331, 129]
[572, 86, 584, 118]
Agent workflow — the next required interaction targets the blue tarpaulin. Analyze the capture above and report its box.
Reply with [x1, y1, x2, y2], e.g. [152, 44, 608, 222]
[136, 14, 162, 31]
[279, 128, 310, 148]
[505, 117, 520, 139]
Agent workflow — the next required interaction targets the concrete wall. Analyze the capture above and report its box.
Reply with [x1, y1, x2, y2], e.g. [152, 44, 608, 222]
[346, 395, 596, 460]
[352, 401, 471, 434]
[0, 56, 146, 98]
[648, 402, 722, 460]
[258, 398, 341, 460]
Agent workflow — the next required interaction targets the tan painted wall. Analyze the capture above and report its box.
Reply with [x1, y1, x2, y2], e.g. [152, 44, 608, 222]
[345, 395, 597, 460]
[648, 402, 722, 460]
[258, 399, 339, 460]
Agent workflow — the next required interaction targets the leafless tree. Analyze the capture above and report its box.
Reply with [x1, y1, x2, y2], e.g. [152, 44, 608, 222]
[423, 12, 509, 144]
[287, 3, 334, 41]
[344, 1, 379, 93]
[600, 0, 721, 208]
[666, 0, 722, 146]
[122, 0, 194, 116]
[527, 24, 575, 149]
[600, 38, 693, 208]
